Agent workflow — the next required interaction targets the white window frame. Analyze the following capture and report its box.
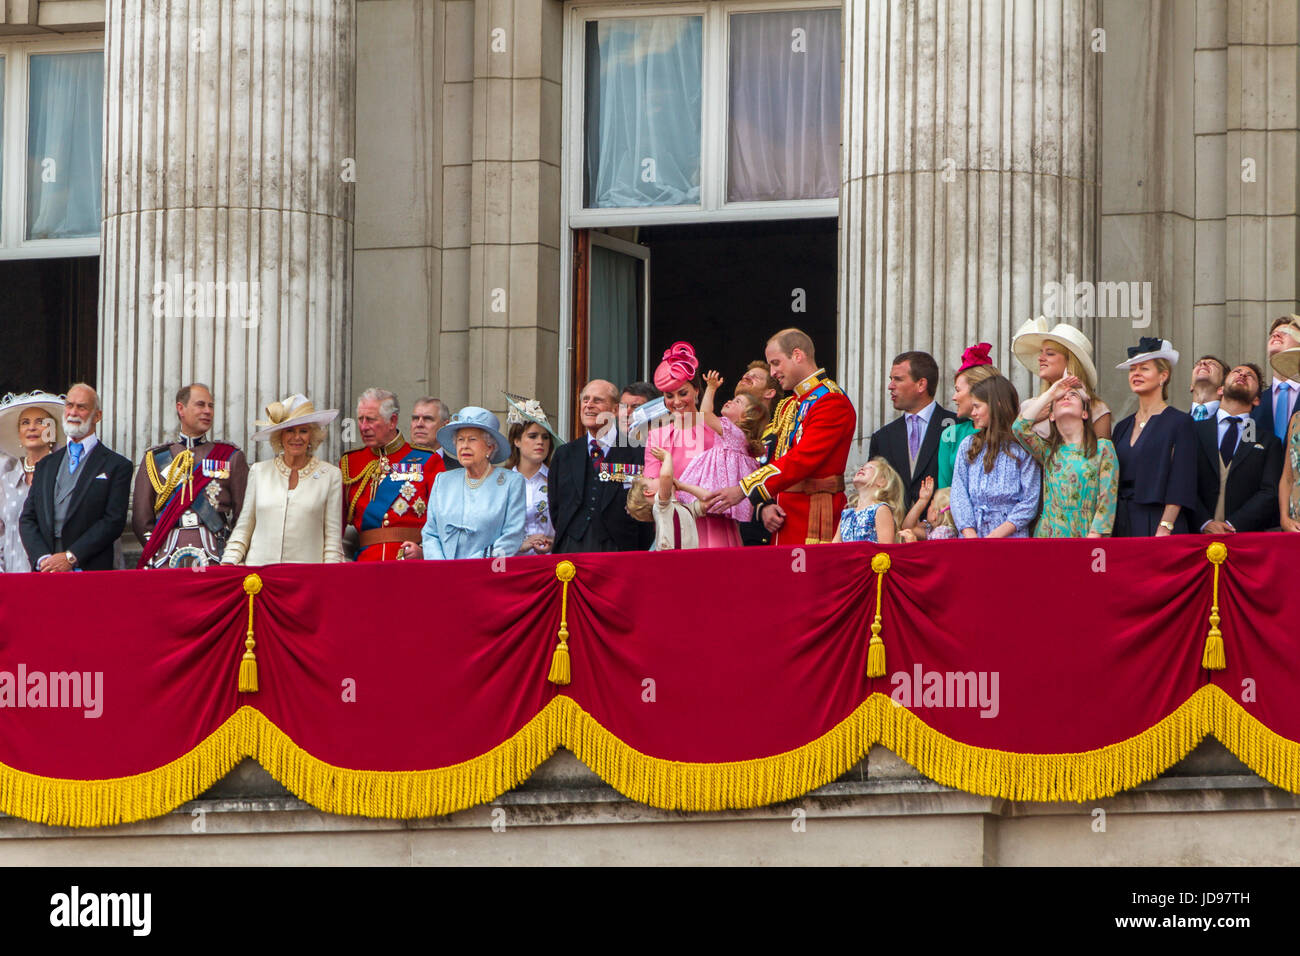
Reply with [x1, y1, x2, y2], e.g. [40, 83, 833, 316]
[589, 230, 653, 378]
[0, 35, 105, 260]
[558, 0, 842, 426]
[565, 0, 841, 228]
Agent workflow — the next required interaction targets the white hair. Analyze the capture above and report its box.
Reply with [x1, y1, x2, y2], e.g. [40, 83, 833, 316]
[67, 382, 101, 412]
[357, 387, 399, 420]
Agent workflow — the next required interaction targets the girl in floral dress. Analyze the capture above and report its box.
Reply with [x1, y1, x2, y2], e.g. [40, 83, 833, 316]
[831, 459, 903, 544]
[674, 369, 768, 523]
[1012, 375, 1118, 537]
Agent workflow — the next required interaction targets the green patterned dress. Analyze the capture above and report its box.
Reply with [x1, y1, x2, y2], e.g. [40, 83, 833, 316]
[1289, 423, 1300, 520]
[1012, 419, 1119, 537]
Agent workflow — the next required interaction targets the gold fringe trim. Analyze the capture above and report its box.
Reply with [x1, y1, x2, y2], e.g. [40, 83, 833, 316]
[6, 687, 1300, 826]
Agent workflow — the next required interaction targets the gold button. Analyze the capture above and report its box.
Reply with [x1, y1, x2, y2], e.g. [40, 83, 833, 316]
[383, 518, 390, 526]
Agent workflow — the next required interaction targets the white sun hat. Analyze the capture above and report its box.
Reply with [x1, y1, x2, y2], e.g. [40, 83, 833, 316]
[1011, 317, 1100, 391]
[250, 394, 339, 441]
[0, 391, 66, 461]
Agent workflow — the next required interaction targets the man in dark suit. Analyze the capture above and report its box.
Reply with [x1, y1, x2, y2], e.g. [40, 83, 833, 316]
[1193, 363, 1282, 534]
[868, 351, 955, 510]
[21, 383, 132, 572]
[410, 396, 461, 471]
[550, 379, 649, 553]
[1250, 316, 1300, 441]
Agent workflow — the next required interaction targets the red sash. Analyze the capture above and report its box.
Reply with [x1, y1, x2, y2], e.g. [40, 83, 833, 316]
[136, 444, 236, 568]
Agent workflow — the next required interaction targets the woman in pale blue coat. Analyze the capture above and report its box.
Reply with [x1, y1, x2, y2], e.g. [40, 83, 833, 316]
[408, 406, 526, 560]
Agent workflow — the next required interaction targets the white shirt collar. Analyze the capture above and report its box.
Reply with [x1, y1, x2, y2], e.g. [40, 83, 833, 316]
[68, 433, 99, 457]
[588, 428, 614, 453]
[1215, 406, 1246, 425]
[908, 400, 938, 426]
[1273, 376, 1300, 390]
[1195, 398, 1220, 413]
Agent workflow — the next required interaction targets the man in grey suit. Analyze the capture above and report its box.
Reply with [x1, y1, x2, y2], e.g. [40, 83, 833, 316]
[20, 383, 132, 572]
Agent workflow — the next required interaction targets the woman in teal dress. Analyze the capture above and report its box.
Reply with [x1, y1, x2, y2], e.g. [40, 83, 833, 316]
[937, 343, 1000, 489]
[1013, 377, 1118, 537]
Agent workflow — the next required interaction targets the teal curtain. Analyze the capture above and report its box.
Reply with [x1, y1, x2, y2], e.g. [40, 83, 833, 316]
[584, 17, 702, 208]
[27, 51, 104, 240]
[589, 244, 639, 389]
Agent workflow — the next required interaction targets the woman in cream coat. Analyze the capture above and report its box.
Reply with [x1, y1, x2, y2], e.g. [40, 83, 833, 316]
[223, 395, 344, 565]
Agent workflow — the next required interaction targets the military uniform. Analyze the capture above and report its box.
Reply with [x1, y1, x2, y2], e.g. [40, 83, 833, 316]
[739, 370, 855, 546]
[133, 434, 249, 568]
[340, 434, 445, 561]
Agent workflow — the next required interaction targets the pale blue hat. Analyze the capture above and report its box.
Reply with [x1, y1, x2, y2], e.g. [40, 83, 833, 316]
[436, 406, 511, 464]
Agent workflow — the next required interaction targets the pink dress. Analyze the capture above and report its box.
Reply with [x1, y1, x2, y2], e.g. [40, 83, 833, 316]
[644, 419, 743, 549]
[677, 418, 758, 523]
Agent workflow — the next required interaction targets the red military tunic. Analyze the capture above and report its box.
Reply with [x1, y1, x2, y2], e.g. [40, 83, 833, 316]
[740, 369, 855, 545]
[340, 435, 445, 561]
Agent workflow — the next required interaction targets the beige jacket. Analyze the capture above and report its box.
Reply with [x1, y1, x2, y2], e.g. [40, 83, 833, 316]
[223, 457, 344, 565]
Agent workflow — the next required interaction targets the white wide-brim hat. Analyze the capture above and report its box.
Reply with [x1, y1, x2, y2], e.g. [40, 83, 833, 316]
[1116, 337, 1180, 369]
[437, 406, 511, 464]
[1272, 346, 1300, 382]
[250, 394, 339, 440]
[1011, 316, 1100, 391]
[0, 391, 66, 461]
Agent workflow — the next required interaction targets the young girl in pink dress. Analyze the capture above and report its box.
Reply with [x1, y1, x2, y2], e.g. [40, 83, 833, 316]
[673, 370, 768, 522]
[644, 342, 756, 548]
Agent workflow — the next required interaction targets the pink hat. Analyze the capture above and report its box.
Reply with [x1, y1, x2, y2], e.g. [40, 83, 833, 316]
[653, 341, 699, 392]
[957, 342, 993, 373]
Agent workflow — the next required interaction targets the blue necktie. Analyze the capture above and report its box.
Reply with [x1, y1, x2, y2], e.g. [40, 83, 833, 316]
[1192, 403, 1209, 421]
[1275, 384, 1291, 440]
[68, 442, 83, 474]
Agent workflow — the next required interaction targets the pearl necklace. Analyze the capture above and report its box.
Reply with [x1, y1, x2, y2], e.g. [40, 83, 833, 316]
[465, 468, 492, 489]
[21, 458, 37, 474]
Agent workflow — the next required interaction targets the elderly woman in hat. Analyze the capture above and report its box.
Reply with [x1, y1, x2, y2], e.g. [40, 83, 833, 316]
[503, 393, 560, 554]
[222, 395, 344, 565]
[1011, 317, 1112, 439]
[1110, 338, 1197, 536]
[0, 391, 65, 572]
[406, 406, 525, 560]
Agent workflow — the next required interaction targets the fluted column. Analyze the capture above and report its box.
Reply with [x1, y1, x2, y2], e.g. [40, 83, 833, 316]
[841, 0, 1099, 445]
[99, 0, 355, 463]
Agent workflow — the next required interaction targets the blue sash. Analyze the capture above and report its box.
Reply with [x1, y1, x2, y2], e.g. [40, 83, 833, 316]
[360, 447, 434, 530]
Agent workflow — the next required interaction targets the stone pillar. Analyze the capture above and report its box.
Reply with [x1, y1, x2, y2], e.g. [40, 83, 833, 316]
[464, 0, 563, 422]
[98, 0, 355, 463]
[841, 0, 1100, 448]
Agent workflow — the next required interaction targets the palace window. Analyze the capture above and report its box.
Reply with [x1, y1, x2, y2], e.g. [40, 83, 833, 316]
[0, 39, 104, 259]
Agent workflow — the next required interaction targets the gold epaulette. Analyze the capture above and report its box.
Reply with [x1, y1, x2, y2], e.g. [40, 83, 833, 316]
[339, 448, 370, 485]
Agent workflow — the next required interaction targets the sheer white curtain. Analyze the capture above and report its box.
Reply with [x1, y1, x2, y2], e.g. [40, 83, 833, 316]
[589, 244, 640, 388]
[0, 59, 6, 227]
[26, 51, 104, 240]
[584, 17, 703, 208]
[728, 10, 841, 202]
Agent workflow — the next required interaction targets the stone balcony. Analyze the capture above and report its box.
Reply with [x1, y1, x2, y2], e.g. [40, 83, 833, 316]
[3, 739, 1298, 865]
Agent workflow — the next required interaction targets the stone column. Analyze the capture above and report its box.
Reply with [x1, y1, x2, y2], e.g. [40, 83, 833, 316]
[841, 0, 1100, 447]
[98, 0, 355, 463]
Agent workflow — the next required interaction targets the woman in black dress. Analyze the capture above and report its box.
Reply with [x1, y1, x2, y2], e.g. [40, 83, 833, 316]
[1111, 338, 1198, 536]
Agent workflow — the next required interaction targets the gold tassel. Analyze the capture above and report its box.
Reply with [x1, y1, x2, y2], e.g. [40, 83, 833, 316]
[866, 552, 891, 678]
[240, 574, 263, 692]
[548, 561, 576, 685]
[1202, 542, 1227, 671]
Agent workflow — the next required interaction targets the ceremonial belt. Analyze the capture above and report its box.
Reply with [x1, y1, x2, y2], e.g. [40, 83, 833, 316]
[358, 527, 422, 549]
[137, 443, 236, 569]
[785, 476, 845, 495]
[784, 475, 846, 546]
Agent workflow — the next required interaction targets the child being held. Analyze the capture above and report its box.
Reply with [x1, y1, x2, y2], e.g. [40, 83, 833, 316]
[675, 369, 769, 522]
[899, 477, 959, 541]
[831, 458, 903, 544]
[627, 447, 706, 550]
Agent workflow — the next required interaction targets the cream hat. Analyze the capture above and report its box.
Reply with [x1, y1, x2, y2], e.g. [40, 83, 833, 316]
[1011, 317, 1100, 391]
[0, 391, 66, 461]
[250, 394, 339, 441]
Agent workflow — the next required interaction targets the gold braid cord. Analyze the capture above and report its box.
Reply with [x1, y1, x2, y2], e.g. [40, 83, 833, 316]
[341, 454, 385, 524]
[145, 448, 195, 514]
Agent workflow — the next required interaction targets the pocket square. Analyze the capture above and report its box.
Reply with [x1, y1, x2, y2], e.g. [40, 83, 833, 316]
[94, 472, 108, 479]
